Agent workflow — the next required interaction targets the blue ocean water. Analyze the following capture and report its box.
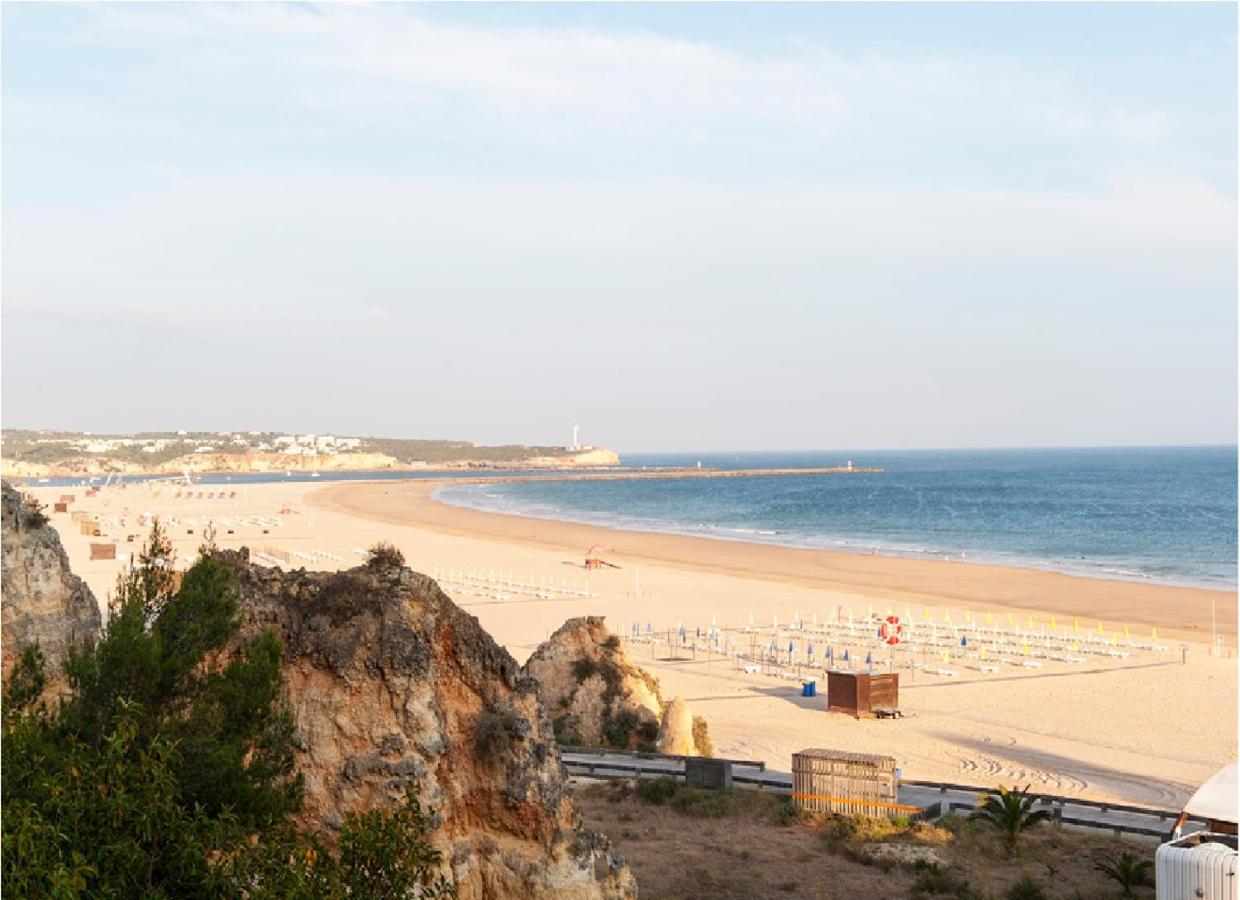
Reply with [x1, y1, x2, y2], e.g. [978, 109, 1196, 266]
[436, 447, 1238, 590]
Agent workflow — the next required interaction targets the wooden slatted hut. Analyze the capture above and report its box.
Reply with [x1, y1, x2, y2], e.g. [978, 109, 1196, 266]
[89, 543, 117, 560]
[826, 671, 899, 718]
[791, 748, 912, 818]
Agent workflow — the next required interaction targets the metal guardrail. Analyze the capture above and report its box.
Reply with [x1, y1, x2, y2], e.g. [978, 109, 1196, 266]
[942, 802, 1192, 840]
[558, 744, 766, 771]
[561, 748, 1205, 839]
[902, 779, 1187, 822]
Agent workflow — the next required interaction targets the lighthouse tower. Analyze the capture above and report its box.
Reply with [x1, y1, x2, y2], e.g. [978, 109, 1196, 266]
[571, 425, 580, 451]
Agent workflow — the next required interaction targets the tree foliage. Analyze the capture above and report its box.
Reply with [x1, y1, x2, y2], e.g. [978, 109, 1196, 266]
[1093, 850, 1153, 898]
[2, 523, 453, 898]
[969, 784, 1053, 851]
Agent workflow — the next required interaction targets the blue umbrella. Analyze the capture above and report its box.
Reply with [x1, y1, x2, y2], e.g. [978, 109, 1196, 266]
[696, 626, 702, 638]
[808, 643, 815, 657]
[788, 641, 795, 654]
[843, 649, 850, 662]
[865, 651, 873, 665]
[877, 627, 884, 640]
[960, 636, 968, 647]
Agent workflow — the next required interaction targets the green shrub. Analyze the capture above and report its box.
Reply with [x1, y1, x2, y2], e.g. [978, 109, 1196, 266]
[474, 709, 525, 764]
[636, 776, 679, 806]
[1094, 850, 1153, 899]
[366, 542, 406, 569]
[19, 496, 48, 529]
[1004, 873, 1047, 900]
[572, 656, 600, 683]
[772, 797, 800, 826]
[910, 860, 979, 898]
[602, 711, 640, 749]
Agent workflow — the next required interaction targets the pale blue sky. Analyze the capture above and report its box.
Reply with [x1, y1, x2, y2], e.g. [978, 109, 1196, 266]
[2, 2, 1236, 451]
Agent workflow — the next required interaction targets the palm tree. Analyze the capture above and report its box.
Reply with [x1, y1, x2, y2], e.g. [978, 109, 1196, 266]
[970, 784, 1053, 850]
[1094, 850, 1153, 898]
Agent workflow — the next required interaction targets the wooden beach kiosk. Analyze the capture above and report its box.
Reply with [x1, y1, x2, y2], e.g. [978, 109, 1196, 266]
[89, 543, 116, 561]
[826, 671, 899, 719]
[791, 749, 915, 818]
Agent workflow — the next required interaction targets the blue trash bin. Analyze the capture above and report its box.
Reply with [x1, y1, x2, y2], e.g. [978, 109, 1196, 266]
[801, 680, 817, 698]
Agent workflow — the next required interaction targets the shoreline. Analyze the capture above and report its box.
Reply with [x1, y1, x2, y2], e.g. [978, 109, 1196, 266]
[310, 480, 1237, 643]
[435, 485, 1235, 594]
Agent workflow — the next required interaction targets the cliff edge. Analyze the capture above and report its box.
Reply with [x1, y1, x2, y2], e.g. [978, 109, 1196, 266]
[218, 551, 636, 899]
[1, 481, 101, 680]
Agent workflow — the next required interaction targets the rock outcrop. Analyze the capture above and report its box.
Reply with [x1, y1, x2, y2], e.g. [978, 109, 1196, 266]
[217, 552, 635, 900]
[1, 482, 101, 680]
[524, 616, 712, 757]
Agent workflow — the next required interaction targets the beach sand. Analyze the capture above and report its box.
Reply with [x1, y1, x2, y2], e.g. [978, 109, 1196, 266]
[28, 478, 1237, 809]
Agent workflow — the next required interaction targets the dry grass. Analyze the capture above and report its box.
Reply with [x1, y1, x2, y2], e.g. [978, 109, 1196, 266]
[573, 781, 1156, 900]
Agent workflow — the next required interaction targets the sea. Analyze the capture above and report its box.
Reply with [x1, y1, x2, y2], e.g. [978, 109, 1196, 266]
[435, 447, 1238, 591]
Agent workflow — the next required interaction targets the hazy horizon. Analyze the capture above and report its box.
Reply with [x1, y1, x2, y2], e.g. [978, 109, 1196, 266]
[3, 3, 1236, 452]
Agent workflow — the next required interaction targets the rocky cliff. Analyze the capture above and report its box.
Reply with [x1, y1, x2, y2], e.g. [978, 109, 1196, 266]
[523, 617, 711, 757]
[217, 551, 635, 899]
[1, 481, 101, 680]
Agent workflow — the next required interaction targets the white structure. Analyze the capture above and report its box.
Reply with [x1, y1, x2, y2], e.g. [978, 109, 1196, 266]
[571, 425, 580, 451]
[1156, 834, 1237, 900]
[1157, 762, 1238, 899]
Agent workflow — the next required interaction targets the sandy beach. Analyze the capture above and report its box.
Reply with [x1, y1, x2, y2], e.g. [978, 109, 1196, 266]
[27, 477, 1237, 810]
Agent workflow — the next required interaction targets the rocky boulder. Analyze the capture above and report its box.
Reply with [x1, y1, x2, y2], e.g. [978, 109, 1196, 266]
[524, 616, 712, 757]
[216, 551, 635, 900]
[1, 481, 101, 681]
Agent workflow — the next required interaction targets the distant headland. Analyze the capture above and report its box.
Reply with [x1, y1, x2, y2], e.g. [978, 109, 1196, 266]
[0, 428, 620, 478]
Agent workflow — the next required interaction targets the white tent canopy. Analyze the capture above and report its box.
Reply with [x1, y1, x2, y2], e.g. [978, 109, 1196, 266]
[1184, 762, 1238, 824]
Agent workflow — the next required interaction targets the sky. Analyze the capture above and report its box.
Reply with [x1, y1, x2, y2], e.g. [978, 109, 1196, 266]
[2, 2, 1236, 453]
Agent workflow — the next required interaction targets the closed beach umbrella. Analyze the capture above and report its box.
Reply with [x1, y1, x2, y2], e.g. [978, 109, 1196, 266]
[960, 636, 968, 647]
[788, 641, 795, 655]
[843, 649, 850, 662]
[808, 643, 815, 657]
[865, 652, 873, 666]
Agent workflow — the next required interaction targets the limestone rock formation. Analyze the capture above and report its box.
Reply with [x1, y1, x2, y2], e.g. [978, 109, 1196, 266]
[652, 697, 712, 757]
[1, 481, 101, 680]
[524, 617, 712, 757]
[523, 617, 662, 750]
[217, 551, 635, 900]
